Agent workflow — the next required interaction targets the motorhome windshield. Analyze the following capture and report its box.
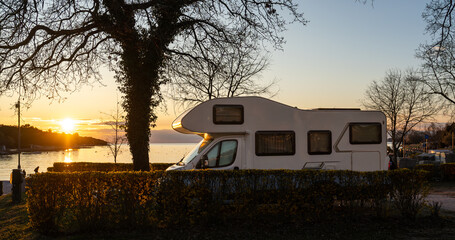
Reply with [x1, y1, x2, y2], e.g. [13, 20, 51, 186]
[180, 137, 213, 165]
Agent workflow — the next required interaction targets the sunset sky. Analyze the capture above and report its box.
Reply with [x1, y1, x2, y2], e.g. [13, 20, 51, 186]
[0, 0, 440, 142]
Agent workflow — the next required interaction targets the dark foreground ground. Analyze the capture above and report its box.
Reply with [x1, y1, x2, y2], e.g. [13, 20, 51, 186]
[2, 182, 455, 240]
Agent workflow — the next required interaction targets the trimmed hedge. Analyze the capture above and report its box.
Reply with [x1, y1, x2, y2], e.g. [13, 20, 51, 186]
[414, 163, 455, 181]
[26, 169, 429, 234]
[150, 163, 174, 171]
[47, 162, 174, 172]
[441, 163, 455, 181]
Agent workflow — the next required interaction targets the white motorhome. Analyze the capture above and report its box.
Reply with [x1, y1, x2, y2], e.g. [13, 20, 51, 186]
[167, 97, 387, 171]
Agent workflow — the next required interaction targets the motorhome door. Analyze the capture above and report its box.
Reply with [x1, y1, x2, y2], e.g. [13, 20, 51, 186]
[200, 137, 243, 170]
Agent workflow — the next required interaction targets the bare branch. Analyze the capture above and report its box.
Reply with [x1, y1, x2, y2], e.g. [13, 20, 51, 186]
[0, 0, 305, 170]
[362, 69, 439, 162]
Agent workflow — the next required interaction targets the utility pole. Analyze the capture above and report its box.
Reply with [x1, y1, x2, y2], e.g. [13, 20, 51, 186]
[16, 99, 21, 169]
[11, 98, 23, 203]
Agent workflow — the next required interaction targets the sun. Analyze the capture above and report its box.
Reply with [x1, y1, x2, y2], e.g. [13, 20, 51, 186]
[60, 118, 76, 133]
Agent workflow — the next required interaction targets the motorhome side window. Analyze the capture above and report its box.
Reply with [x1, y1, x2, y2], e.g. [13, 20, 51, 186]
[308, 131, 332, 155]
[213, 105, 244, 124]
[349, 123, 382, 144]
[255, 131, 295, 156]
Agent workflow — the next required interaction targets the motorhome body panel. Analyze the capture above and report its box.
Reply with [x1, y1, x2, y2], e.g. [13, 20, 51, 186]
[171, 97, 387, 171]
[173, 97, 298, 134]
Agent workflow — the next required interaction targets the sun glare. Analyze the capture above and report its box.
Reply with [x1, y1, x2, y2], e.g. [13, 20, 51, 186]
[64, 149, 73, 162]
[60, 118, 76, 133]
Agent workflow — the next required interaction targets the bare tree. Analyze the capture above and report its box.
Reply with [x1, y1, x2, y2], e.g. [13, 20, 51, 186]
[417, 41, 455, 106]
[417, 0, 455, 113]
[0, 1, 306, 170]
[165, 31, 275, 109]
[102, 98, 126, 163]
[362, 69, 439, 163]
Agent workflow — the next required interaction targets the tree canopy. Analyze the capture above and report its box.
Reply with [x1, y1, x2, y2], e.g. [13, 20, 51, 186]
[418, 0, 455, 110]
[0, 0, 306, 170]
[165, 28, 275, 109]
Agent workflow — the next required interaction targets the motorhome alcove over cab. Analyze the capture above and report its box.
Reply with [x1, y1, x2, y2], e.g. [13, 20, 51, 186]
[167, 97, 387, 171]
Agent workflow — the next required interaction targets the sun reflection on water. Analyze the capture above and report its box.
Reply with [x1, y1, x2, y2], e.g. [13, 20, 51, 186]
[64, 149, 73, 163]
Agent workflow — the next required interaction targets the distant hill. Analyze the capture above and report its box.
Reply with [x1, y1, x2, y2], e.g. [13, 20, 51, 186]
[149, 129, 202, 143]
[0, 124, 107, 150]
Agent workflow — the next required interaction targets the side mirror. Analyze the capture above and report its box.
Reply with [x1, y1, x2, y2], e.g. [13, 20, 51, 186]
[201, 155, 209, 168]
[197, 155, 208, 169]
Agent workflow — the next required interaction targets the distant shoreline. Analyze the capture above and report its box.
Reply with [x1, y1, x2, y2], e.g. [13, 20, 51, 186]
[0, 124, 109, 153]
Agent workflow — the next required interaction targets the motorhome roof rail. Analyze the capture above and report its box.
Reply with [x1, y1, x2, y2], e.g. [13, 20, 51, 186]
[313, 108, 361, 111]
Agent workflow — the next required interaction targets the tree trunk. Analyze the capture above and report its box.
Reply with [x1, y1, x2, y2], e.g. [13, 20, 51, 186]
[391, 131, 398, 167]
[127, 78, 152, 171]
[121, 43, 162, 171]
[112, 3, 179, 171]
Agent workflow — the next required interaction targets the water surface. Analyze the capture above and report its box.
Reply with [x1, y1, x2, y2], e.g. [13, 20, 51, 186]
[0, 143, 196, 180]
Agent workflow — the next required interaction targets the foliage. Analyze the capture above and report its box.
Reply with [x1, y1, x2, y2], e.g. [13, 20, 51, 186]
[3, 194, 455, 240]
[417, 122, 455, 149]
[415, 163, 455, 181]
[441, 163, 455, 181]
[403, 123, 454, 153]
[0, 0, 306, 171]
[151, 163, 174, 171]
[428, 201, 442, 218]
[47, 162, 174, 172]
[27, 169, 429, 234]
[27, 171, 165, 234]
[389, 169, 429, 220]
[48, 162, 135, 172]
[414, 164, 440, 180]
[0, 124, 106, 149]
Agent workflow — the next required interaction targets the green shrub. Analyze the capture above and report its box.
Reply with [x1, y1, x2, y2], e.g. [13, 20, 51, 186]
[415, 163, 455, 181]
[151, 163, 174, 171]
[440, 163, 455, 181]
[49, 162, 135, 172]
[26, 169, 430, 234]
[413, 164, 435, 172]
[427, 201, 442, 218]
[389, 169, 429, 220]
[414, 164, 440, 180]
[27, 171, 165, 234]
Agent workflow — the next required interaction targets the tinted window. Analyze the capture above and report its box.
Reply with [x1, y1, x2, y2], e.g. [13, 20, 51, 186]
[206, 143, 220, 167]
[205, 140, 238, 168]
[213, 105, 244, 124]
[219, 141, 238, 167]
[308, 131, 332, 155]
[349, 123, 382, 144]
[255, 131, 295, 156]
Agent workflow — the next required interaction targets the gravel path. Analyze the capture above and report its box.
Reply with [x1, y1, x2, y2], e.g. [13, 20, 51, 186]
[426, 193, 455, 212]
[1, 181, 12, 196]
